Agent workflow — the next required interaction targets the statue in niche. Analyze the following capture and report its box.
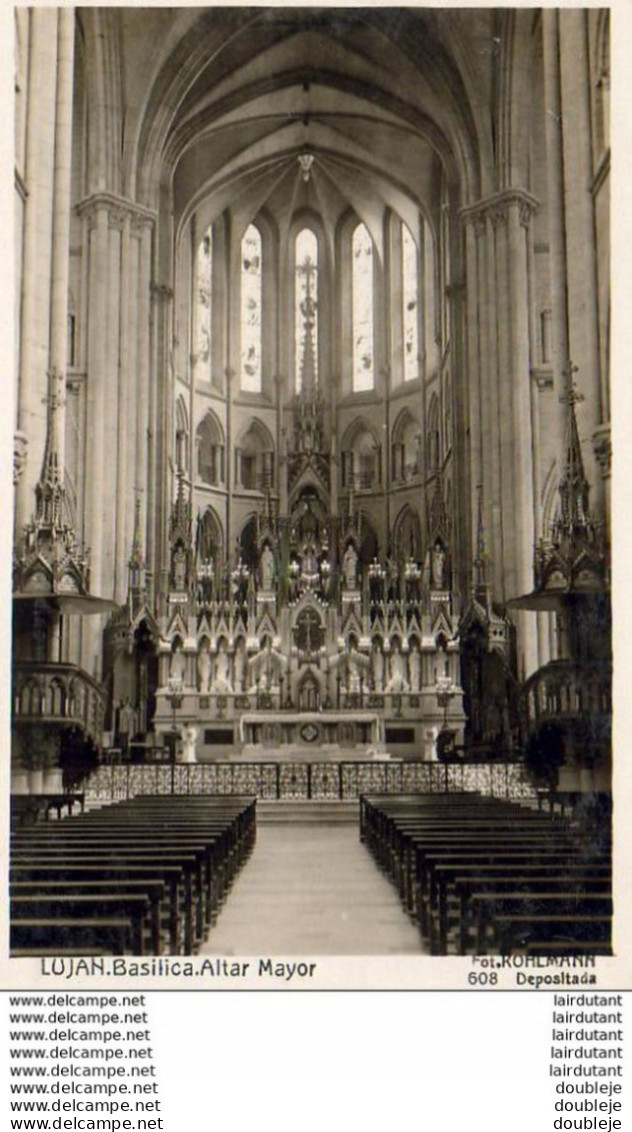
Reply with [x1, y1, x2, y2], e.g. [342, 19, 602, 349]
[213, 640, 232, 693]
[431, 541, 447, 589]
[169, 642, 186, 683]
[385, 642, 409, 693]
[259, 544, 275, 590]
[330, 642, 369, 692]
[197, 641, 212, 694]
[178, 724, 198, 764]
[117, 699, 137, 751]
[371, 642, 385, 692]
[408, 642, 421, 693]
[300, 540, 319, 586]
[233, 642, 246, 693]
[172, 545, 187, 590]
[248, 639, 287, 691]
[342, 543, 358, 590]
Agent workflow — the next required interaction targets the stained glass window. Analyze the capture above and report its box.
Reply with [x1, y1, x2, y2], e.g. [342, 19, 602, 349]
[241, 224, 262, 392]
[403, 224, 419, 382]
[196, 228, 212, 379]
[295, 229, 318, 392]
[352, 223, 374, 392]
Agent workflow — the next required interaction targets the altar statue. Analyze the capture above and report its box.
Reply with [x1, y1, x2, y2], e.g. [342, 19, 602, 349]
[169, 642, 186, 682]
[385, 642, 409, 692]
[172, 545, 187, 590]
[259, 544, 275, 590]
[248, 638, 287, 691]
[233, 641, 246, 693]
[197, 642, 212, 693]
[213, 640, 232, 693]
[117, 698, 137, 751]
[408, 642, 421, 692]
[342, 543, 358, 590]
[371, 642, 385, 691]
[178, 724, 198, 764]
[330, 642, 370, 692]
[431, 540, 446, 588]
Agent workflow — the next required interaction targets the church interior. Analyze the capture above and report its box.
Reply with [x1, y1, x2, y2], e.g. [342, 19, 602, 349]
[11, 8, 613, 957]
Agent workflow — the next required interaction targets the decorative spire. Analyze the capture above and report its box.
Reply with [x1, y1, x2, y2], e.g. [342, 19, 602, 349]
[528, 360, 607, 595]
[472, 483, 490, 606]
[130, 489, 144, 569]
[14, 368, 90, 596]
[555, 360, 592, 542]
[428, 469, 450, 545]
[171, 470, 191, 542]
[127, 488, 147, 613]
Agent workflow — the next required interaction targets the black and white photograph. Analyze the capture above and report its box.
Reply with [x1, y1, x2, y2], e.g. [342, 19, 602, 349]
[8, 4, 619, 973]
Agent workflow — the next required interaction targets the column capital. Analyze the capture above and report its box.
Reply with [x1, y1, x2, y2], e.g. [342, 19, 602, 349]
[76, 192, 156, 231]
[460, 189, 539, 231]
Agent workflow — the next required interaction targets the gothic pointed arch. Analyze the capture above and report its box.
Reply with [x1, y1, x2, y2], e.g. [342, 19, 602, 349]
[426, 393, 440, 472]
[195, 409, 225, 486]
[393, 504, 422, 562]
[195, 505, 224, 564]
[340, 419, 381, 491]
[391, 407, 421, 483]
[234, 418, 275, 492]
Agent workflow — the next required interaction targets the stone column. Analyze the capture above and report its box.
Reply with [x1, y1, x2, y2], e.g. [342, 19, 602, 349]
[461, 190, 538, 674]
[47, 8, 75, 478]
[483, 213, 503, 596]
[124, 225, 140, 571]
[106, 209, 123, 600]
[446, 279, 469, 602]
[507, 197, 538, 677]
[492, 204, 513, 604]
[463, 218, 482, 554]
[82, 201, 109, 597]
[16, 9, 58, 533]
[559, 9, 602, 514]
[152, 283, 175, 609]
[541, 8, 569, 455]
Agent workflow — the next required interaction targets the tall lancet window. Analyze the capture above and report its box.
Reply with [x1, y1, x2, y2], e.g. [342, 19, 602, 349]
[295, 228, 319, 392]
[240, 223, 262, 392]
[196, 228, 212, 379]
[352, 223, 374, 392]
[403, 224, 419, 382]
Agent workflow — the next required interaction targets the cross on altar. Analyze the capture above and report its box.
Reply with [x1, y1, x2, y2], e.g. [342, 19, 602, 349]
[297, 254, 317, 307]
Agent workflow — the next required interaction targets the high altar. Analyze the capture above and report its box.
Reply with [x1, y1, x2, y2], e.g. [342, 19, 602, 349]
[139, 291, 465, 763]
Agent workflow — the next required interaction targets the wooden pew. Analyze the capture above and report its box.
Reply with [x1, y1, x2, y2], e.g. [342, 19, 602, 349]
[11, 918, 132, 956]
[491, 914, 612, 955]
[10, 879, 166, 954]
[9, 795, 257, 956]
[473, 893, 613, 954]
[359, 794, 612, 957]
[449, 866, 612, 954]
[10, 894, 153, 955]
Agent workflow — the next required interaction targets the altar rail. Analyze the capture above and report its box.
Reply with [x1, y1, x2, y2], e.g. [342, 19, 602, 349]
[84, 761, 537, 804]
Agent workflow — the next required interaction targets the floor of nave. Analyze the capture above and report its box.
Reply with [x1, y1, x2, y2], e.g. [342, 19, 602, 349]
[200, 824, 427, 955]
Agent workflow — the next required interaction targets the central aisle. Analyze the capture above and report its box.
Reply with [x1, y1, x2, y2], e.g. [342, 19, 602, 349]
[200, 823, 427, 955]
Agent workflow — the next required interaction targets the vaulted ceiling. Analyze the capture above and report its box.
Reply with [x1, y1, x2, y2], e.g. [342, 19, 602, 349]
[80, 8, 502, 244]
